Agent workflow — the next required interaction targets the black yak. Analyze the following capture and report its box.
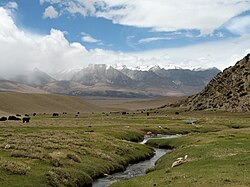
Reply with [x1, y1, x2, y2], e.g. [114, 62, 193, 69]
[52, 113, 59, 117]
[8, 116, 21, 121]
[0, 117, 7, 121]
[23, 117, 30, 123]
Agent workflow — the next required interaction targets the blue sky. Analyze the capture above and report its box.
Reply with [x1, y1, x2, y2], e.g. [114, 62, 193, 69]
[9, 0, 242, 51]
[0, 0, 249, 75]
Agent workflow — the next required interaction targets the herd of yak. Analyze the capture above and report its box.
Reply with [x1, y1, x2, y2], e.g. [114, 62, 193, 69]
[0, 114, 31, 123]
[0, 112, 67, 123]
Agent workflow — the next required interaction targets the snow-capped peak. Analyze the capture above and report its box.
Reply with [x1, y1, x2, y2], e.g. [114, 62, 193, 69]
[111, 64, 128, 70]
[192, 67, 219, 71]
[128, 64, 183, 71]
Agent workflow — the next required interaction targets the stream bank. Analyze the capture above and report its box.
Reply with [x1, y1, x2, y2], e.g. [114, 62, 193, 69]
[93, 134, 181, 187]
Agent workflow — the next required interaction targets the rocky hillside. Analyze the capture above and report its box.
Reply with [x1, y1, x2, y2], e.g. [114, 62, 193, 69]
[186, 54, 250, 112]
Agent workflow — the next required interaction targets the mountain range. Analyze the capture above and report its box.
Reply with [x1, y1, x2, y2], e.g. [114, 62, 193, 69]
[0, 65, 220, 98]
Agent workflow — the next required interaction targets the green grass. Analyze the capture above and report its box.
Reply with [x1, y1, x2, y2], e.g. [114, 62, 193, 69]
[0, 110, 249, 186]
[112, 129, 250, 187]
[0, 113, 156, 186]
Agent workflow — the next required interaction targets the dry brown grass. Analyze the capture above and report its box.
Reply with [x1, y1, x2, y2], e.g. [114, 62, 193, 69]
[0, 92, 103, 114]
[85, 96, 186, 111]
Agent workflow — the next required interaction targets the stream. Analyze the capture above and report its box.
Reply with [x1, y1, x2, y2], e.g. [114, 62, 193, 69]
[93, 134, 181, 187]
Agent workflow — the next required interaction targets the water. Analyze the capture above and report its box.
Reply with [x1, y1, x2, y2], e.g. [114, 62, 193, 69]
[93, 134, 180, 187]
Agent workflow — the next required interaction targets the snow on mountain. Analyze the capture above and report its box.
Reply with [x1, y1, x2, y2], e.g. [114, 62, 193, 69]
[52, 66, 83, 80]
[109, 63, 183, 71]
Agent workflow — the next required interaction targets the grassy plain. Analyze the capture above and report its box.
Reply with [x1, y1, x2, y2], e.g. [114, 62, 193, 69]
[0, 94, 249, 186]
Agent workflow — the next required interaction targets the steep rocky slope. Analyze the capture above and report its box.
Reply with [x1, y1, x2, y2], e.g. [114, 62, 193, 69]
[186, 54, 250, 112]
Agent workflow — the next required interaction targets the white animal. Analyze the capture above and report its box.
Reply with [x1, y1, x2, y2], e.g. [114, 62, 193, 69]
[147, 131, 153, 135]
[4, 144, 11, 149]
[171, 155, 188, 168]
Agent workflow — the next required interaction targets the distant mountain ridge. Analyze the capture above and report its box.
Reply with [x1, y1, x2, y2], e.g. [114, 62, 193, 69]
[10, 68, 56, 87]
[0, 80, 46, 93]
[185, 54, 250, 112]
[0, 65, 221, 98]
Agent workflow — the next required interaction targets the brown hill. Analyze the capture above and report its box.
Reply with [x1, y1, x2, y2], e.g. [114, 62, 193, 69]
[0, 80, 46, 93]
[0, 92, 102, 115]
[185, 54, 250, 112]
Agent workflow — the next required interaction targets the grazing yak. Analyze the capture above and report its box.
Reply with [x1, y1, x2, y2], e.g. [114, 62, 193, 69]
[53, 113, 59, 117]
[22, 117, 30, 123]
[8, 116, 21, 121]
[0, 117, 7, 121]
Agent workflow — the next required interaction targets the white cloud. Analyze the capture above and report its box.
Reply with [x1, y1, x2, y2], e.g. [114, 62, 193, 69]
[64, 1, 96, 17]
[39, 0, 250, 35]
[138, 37, 171, 44]
[0, 7, 88, 76]
[0, 6, 249, 81]
[5, 2, 18, 10]
[215, 32, 225, 38]
[40, 0, 61, 4]
[226, 15, 250, 35]
[81, 33, 102, 43]
[129, 35, 250, 70]
[43, 6, 59, 19]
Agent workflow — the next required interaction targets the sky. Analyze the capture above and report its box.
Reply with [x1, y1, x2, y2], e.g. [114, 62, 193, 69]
[0, 0, 250, 76]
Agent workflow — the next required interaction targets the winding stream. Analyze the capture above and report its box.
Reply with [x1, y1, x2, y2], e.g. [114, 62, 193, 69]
[93, 134, 181, 187]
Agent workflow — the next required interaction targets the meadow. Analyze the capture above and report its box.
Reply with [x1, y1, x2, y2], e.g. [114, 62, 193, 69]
[0, 104, 249, 186]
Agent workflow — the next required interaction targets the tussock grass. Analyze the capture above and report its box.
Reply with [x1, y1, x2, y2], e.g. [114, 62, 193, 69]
[0, 161, 30, 175]
[46, 168, 92, 187]
[0, 109, 249, 186]
[67, 153, 81, 163]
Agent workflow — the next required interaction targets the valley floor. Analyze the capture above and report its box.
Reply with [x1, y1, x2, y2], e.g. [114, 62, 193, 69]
[0, 107, 249, 186]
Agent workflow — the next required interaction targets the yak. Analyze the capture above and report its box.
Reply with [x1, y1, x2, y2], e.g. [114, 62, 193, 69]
[8, 116, 21, 121]
[53, 113, 59, 117]
[22, 117, 30, 123]
[0, 117, 7, 121]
